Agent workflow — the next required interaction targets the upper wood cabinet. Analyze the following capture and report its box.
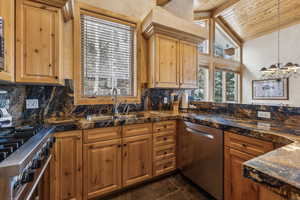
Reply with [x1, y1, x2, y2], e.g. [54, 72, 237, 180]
[0, 0, 15, 82]
[142, 7, 207, 89]
[30, 0, 69, 8]
[147, 33, 198, 89]
[148, 34, 180, 88]
[179, 41, 198, 88]
[16, 0, 63, 84]
[51, 130, 83, 200]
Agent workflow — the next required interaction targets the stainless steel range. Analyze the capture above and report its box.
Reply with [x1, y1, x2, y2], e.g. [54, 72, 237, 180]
[0, 125, 55, 200]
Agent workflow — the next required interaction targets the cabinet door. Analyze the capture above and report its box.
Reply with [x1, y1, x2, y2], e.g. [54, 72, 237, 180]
[154, 34, 179, 88]
[83, 139, 122, 199]
[51, 130, 83, 200]
[259, 185, 285, 200]
[225, 148, 259, 200]
[16, 0, 62, 84]
[123, 134, 153, 186]
[180, 41, 197, 88]
[0, 0, 15, 82]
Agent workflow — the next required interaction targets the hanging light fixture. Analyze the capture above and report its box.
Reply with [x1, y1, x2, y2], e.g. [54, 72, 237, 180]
[260, 0, 300, 79]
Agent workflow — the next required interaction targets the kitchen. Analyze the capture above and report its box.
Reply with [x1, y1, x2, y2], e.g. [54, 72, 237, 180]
[0, 0, 299, 200]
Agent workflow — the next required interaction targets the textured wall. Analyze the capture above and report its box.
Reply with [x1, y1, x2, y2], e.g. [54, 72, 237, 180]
[243, 23, 300, 106]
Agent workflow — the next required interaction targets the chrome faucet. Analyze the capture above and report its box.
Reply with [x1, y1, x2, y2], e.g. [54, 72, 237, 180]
[112, 88, 120, 117]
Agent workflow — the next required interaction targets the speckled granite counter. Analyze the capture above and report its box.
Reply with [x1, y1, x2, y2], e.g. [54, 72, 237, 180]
[46, 111, 300, 199]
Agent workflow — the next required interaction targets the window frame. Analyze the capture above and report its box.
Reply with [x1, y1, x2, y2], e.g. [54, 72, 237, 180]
[213, 67, 240, 103]
[74, 2, 141, 105]
[193, 64, 209, 101]
[194, 19, 210, 56]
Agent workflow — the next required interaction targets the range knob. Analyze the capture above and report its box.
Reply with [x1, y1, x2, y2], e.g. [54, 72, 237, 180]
[21, 169, 35, 184]
[42, 147, 50, 158]
[31, 158, 42, 169]
[49, 137, 56, 148]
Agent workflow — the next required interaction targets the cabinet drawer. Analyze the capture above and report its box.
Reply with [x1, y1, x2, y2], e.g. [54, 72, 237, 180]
[224, 131, 274, 156]
[153, 132, 176, 146]
[122, 123, 152, 137]
[153, 157, 176, 176]
[83, 127, 121, 143]
[153, 144, 176, 161]
[153, 120, 176, 133]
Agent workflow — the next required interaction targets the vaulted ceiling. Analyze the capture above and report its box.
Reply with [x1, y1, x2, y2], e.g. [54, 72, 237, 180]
[193, 0, 227, 11]
[193, 0, 300, 41]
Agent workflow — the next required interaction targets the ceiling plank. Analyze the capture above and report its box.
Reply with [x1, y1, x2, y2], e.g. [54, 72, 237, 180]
[220, 0, 300, 41]
[212, 0, 240, 17]
[215, 16, 243, 46]
[156, 0, 171, 6]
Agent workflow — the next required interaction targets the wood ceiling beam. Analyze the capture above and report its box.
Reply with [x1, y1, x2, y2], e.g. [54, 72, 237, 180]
[156, 0, 172, 6]
[194, 11, 211, 21]
[212, 0, 240, 17]
[215, 16, 243, 46]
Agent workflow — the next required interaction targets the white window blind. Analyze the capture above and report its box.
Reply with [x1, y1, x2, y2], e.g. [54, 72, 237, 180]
[80, 14, 135, 97]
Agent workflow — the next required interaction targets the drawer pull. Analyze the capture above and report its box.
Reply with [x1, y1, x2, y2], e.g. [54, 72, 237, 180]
[242, 143, 247, 148]
[163, 137, 167, 141]
[164, 152, 167, 155]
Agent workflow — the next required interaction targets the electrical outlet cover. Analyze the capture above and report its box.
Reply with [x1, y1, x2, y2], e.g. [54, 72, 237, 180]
[26, 99, 39, 109]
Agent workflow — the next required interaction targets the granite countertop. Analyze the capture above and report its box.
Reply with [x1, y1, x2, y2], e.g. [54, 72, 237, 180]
[46, 111, 300, 199]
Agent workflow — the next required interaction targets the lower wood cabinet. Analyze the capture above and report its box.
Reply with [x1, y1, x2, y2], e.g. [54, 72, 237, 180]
[83, 139, 122, 199]
[224, 131, 285, 200]
[122, 134, 153, 187]
[51, 130, 83, 200]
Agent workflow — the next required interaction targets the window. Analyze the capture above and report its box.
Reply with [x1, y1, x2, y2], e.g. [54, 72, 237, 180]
[214, 23, 240, 62]
[214, 70, 239, 103]
[193, 66, 209, 101]
[80, 14, 136, 98]
[195, 20, 209, 54]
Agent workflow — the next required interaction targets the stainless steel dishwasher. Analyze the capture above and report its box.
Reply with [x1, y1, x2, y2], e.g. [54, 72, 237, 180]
[178, 121, 223, 200]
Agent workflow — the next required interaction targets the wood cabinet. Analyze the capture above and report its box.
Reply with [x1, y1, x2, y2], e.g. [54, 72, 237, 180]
[122, 134, 153, 186]
[30, 0, 69, 8]
[148, 34, 180, 88]
[153, 121, 177, 176]
[147, 34, 198, 89]
[83, 139, 122, 199]
[0, 0, 15, 82]
[51, 130, 83, 200]
[224, 131, 284, 200]
[16, 0, 63, 84]
[179, 41, 197, 88]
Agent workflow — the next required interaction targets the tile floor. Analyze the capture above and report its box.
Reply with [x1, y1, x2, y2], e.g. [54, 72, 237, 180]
[100, 174, 215, 200]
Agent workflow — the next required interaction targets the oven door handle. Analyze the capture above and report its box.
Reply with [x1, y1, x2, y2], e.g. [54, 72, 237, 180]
[185, 127, 214, 140]
[24, 154, 52, 200]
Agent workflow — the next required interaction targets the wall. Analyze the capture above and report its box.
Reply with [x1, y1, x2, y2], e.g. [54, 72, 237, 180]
[242, 23, 300, 106]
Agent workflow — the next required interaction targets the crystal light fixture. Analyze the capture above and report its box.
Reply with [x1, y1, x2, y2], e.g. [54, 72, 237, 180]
[260, 0, 300, 79]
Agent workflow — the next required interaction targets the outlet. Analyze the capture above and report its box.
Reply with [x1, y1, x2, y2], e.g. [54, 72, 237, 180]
[163, 97, 168, 104]
[257, 111, 271, 119]
[26, 99, 39, 109]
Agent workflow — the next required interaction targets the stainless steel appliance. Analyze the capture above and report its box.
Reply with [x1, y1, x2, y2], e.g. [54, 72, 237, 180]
[179, 121, 223, 200]
[0, 125, 55, 200]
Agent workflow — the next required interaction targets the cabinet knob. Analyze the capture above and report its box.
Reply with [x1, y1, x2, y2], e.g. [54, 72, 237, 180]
[54, 76, 58, 79]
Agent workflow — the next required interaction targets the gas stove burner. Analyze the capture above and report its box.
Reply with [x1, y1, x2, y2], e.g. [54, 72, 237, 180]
[0, 125, 45, 163]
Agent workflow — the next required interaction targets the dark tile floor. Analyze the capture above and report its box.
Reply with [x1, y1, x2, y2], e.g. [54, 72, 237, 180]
[101, 174, 215, 200]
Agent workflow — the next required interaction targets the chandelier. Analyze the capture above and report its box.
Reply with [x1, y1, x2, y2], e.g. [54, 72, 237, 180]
[260, 0, 300, 79]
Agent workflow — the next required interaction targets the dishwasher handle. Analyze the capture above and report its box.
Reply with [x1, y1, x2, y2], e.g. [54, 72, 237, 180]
[185, 127, 214, 140]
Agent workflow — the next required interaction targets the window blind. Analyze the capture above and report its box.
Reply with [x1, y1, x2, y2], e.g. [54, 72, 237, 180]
[80, 14, 135, 97]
